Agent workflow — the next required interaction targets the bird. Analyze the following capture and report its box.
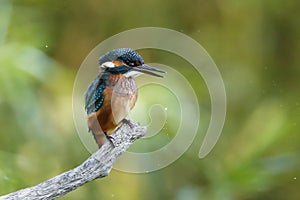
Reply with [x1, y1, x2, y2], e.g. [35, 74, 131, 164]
[85, 48, 165, 148]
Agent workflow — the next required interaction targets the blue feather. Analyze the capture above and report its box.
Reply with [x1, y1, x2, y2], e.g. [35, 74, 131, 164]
[85, 73, 108, 114]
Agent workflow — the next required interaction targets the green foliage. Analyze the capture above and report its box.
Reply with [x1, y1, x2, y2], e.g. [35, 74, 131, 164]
[1, 0, 300, 199]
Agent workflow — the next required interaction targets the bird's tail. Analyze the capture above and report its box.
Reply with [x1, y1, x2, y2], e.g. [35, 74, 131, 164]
[88, 113, 106, 148]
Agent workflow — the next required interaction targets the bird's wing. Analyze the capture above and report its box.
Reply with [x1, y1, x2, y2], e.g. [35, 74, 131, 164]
[85, 74, 107, 115]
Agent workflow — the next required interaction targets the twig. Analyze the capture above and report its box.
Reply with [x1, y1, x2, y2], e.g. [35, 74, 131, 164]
[0, 121, 146, 200]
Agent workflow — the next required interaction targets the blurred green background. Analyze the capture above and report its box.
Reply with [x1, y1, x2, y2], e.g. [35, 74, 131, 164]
[1, 0, 300, 199]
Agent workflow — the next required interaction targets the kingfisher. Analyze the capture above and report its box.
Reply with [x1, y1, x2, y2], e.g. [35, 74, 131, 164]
[85, 48, 165, 148]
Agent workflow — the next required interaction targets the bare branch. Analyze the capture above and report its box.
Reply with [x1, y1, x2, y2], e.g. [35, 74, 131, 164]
[0, 121, 146, 200]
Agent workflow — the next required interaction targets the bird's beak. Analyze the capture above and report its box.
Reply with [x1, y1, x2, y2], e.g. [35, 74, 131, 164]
[133, 64, 166, 78]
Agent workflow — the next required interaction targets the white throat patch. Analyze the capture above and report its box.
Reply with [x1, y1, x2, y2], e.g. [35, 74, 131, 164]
[124, 70, 142, 78]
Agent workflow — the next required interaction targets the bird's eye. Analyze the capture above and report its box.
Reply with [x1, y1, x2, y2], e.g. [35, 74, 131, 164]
[129, 62, 135, 67]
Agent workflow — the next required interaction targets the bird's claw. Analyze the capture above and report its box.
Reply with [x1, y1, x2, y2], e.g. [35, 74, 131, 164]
[104, 132, 115, 148]
[122, 119, 134, 129]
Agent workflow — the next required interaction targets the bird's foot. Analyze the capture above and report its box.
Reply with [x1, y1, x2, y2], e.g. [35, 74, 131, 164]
[104, 132, 115, 148]
[122, 119, 134, 129]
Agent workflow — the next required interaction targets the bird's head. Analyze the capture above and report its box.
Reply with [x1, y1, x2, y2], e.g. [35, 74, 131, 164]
[98, 48, 165, 78]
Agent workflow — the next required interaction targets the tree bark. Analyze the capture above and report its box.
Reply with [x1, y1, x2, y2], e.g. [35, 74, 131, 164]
[0, 121, 146, 200]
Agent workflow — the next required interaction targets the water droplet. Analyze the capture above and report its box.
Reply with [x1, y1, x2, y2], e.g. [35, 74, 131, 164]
[45, 45, 48, 48]
[293, 177, 297, 180]
[164, 107, 168, 111]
